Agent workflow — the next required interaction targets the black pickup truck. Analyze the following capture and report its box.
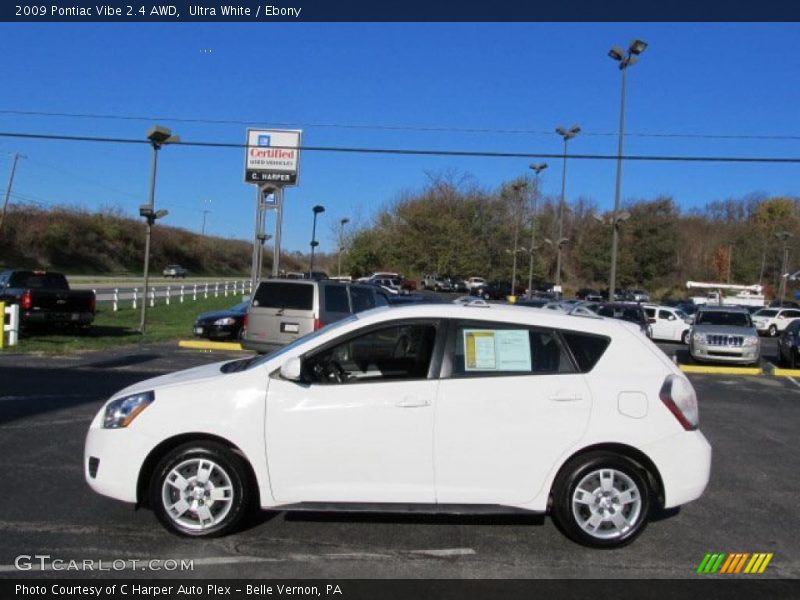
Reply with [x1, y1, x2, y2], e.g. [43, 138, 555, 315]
[0, 270, 96, 330]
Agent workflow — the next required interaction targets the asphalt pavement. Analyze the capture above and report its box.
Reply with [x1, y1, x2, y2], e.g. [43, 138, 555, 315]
[0, 341, 798, 579]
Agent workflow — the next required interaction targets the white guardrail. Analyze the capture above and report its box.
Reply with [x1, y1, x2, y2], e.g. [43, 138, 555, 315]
[1, 302, 20, 348]
[94, 279, 253, 311]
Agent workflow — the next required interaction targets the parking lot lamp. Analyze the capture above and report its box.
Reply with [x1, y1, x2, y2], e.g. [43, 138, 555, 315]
[776, 231, 793, 304]
[510, 182, 528, 295]
[555, 126, 580, 292]
[139, 125, 179, 334]
[527, 163, 548, 298]
[309, 205, 326, 274]
[338, 217, 350, 276]
[608, 39, 647, 302]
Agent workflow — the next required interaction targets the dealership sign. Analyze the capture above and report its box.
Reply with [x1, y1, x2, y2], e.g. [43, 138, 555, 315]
[244, 128, 302, 185]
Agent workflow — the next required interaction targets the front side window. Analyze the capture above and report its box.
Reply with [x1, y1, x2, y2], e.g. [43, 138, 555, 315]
[659, 310, 675, 320]
[304, 323, 438, 384]
[451, 322, 575, 377]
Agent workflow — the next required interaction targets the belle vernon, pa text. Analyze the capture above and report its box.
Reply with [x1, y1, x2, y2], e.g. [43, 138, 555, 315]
[16, 584, 343, 597]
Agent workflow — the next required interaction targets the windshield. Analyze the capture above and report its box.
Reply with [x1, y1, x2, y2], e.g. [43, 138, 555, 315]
[755, 309, 777, 317]
[245, 314, 359, 369]
[695, 311, 752, 327]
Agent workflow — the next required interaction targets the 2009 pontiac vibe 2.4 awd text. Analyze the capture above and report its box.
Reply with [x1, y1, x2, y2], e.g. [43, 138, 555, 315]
[85, 302, 711, 547]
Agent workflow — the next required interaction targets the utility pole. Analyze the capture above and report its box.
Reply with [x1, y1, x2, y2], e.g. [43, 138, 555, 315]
[0, 153, 27, 235]
[527, 163, 548, 298]
[776, 231, 793, 304]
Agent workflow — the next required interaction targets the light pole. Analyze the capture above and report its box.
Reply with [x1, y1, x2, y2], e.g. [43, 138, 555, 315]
[338, 217, 350, 276]
[201, 209, 211, 235]
[555, 125, 580, 293]
[776, 231, 793, 304]
[527, 162, 548, 298]
[510, 182, 528, 295]
[308, 205, 325, 274]
[139, 125, 179, 334]
[608, 38, 647, 302]
[0, 152, 26, 236]
[592, 211, 631, 298]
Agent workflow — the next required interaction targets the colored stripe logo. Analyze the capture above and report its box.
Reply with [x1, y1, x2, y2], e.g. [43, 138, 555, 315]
[697, 552, 773, 574]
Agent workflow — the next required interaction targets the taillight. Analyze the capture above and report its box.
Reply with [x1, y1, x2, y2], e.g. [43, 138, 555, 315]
[659, 374, 699, 431]
[20, 290, 32, 311]
[314, 318, 322, 330]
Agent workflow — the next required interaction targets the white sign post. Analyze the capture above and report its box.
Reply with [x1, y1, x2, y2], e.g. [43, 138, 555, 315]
[245, 129, 302, 284]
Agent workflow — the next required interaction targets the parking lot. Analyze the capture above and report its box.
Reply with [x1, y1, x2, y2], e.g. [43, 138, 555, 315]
[0, 339, 798, 579]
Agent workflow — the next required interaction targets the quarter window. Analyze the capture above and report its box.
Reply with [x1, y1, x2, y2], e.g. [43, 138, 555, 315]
[324, 285, 350, 313]
[350, 286, 376, 313]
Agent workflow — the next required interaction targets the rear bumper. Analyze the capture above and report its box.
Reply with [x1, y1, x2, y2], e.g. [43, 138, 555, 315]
[22, 311, 94, 325]
[642, 430, 712, 508]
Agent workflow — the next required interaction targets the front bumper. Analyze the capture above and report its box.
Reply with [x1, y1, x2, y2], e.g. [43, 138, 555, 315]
[690, 342, 760, 364]
[193, 322, 240, 340]
[84, 420, 153, 504]
[642, 430, 712, 508]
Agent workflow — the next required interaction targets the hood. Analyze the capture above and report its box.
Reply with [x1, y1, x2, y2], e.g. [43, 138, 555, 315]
[108, 360, 232, 400]
[195, 309, 242, 322]
[692, 324, 757, 336]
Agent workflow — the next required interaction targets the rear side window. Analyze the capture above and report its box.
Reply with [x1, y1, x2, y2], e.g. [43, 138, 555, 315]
[452, 322, 575, 377]
[8, 271, 69, 289]
[252, 282, 313, 310]
[324, 285, 350, 313]
[561, 332, 611, 373]
[350, 286, 375, 313]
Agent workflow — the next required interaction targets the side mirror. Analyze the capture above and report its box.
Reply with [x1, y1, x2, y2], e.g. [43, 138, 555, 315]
[280, 357, 303, 381]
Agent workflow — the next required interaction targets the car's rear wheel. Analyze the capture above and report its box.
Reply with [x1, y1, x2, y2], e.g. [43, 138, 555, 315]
[769, 324, 778, 337]
[552, 452, 651, 548]
[150, 442, 251, 537]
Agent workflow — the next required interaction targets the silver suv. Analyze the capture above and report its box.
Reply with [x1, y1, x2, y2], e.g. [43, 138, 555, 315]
[689, 306, 760, 365]
[241, 279, 389, 354]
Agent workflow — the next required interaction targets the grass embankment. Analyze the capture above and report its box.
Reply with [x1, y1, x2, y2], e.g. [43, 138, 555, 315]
[9, 295, 241, 354]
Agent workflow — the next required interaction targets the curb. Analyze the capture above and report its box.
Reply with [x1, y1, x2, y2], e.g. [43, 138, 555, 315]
[178, 340, 244, 351]
[679, 365, 762, 376]
[772, 367, 800, 377]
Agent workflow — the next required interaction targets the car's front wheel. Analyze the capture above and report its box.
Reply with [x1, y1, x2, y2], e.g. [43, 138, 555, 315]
[769, 324, 778, 337]
[551, 452, 651, 548]
[150, 442, 252, 537]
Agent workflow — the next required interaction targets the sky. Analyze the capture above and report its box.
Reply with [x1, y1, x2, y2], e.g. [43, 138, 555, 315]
[0, 22, 799, 254]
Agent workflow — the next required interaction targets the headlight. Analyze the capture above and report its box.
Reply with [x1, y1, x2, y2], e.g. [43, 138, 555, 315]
[103, 391, 154, 429]
[213, 317, 236, 326]
[743, 336, 760, 347]
[692, 332, 707, 343]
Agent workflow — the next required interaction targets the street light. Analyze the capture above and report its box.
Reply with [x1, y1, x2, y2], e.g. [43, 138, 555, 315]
[338, 217, 350, 276]
[139, 125, 179, 334]
[607, 39, 647, 303]
[308, 205, 326, 274]
[526, 162, 548, 298]
[776, 231, 793, 304]
[510, 182, 528, 295]
[554, 126, 579, 293]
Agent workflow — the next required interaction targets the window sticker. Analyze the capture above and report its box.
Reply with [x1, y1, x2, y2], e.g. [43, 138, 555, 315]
[463, 329, 531, 372]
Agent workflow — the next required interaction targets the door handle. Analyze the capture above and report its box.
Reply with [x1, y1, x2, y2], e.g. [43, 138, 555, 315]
[396, 397, 431, 408]
[549, 393, 582, 402]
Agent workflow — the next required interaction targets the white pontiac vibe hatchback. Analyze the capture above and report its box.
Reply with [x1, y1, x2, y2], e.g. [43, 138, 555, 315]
[85, 303, 711, 547]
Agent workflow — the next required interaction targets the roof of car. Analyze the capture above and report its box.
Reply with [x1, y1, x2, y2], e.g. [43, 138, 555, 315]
[697, 305, 750, 313]
[354, 301, 627, 337]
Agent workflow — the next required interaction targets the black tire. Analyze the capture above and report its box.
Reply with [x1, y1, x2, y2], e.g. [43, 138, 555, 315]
[769, 324, 778, 337]
[791, 350, 798, 370]
[680, 330, 689, 345]
[551, 451, 651, 548]
[150, 441, 252, 537]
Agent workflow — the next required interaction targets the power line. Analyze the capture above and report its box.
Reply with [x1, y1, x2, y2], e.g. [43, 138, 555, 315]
[2, 130, 800, 164]
[3, 108, 800, 141]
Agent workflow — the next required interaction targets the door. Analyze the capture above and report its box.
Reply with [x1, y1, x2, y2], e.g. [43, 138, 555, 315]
[434, 321, 592, 505]
[266, 321, 442, 503]
[656, 308, 681, 341]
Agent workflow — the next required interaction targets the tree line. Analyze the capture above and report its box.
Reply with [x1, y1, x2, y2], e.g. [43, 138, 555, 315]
[336, 175, 800, 300]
